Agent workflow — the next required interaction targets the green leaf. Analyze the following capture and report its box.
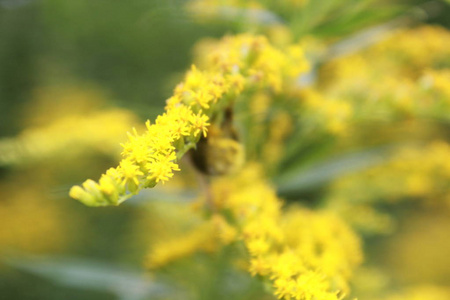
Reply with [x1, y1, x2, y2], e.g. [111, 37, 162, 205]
[275, 145, 393, 195]
[5, 255, 175, 300]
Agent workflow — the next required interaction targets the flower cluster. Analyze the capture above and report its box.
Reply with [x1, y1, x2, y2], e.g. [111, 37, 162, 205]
[146, 164, 362, 300]
[320, 26, 450, 122]
[2, 1, 450, 299]
[0, 109, 137, 167]
[325, 141, 450, 234]
[210, 165, 362, 300]
[69, 104, 210, 206]
[70, 34, 308, 206]
[0, 86, 138, 167]
[194, 34, 308, 92]
[331, 141, 450, 204]
[67, 22, 450, 300]
[146, 214, 236, 269]
[296, 88, 353, 135]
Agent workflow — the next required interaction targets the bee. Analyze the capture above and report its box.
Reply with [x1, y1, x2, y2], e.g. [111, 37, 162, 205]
[190, 108, 245, 176]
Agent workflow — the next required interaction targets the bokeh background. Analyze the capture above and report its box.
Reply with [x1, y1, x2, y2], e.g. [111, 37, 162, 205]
[1, 0, 449, 299]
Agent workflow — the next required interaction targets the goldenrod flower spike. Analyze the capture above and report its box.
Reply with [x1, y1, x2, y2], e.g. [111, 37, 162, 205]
[70, 34, 309, 206]
[69, 106, 209, 206]
[158, 164, 362, 300]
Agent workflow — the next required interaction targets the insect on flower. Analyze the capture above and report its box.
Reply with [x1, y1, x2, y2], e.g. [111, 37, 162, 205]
[190, 107, 245, 175]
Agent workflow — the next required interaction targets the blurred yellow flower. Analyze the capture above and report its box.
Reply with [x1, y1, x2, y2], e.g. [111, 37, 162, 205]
[70, 34, 308, 207]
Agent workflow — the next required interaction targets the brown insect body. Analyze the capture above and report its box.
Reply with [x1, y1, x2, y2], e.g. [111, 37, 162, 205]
[191, 108, 245, 176]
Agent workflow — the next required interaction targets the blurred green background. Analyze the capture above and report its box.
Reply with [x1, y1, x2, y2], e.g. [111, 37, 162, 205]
[0, 1, 222, 299]
[0, 0, 449, 299]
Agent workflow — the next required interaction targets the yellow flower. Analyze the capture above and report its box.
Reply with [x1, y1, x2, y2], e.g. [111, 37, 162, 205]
[189, 112, 211, 137]
[246, 237, 270, 256]
[249, 256, 271, 276]
[205, 164, 362, 300]
[71, 34, 308, 206]
[325, 141, 450, 217]
[118, 158, 143, 189]
[273, 277, 296, 299]
[146, 152, 180, 183]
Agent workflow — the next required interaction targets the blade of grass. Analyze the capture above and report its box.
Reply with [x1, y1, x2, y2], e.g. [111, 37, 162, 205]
[5, 255, 175, 300]
[275, 145, 394, 195]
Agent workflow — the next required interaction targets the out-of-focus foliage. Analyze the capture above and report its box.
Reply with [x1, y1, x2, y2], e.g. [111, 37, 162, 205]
[0, 85, 139, 167]
[1, 0, 449, 300]
[0, 181, 69, 254]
